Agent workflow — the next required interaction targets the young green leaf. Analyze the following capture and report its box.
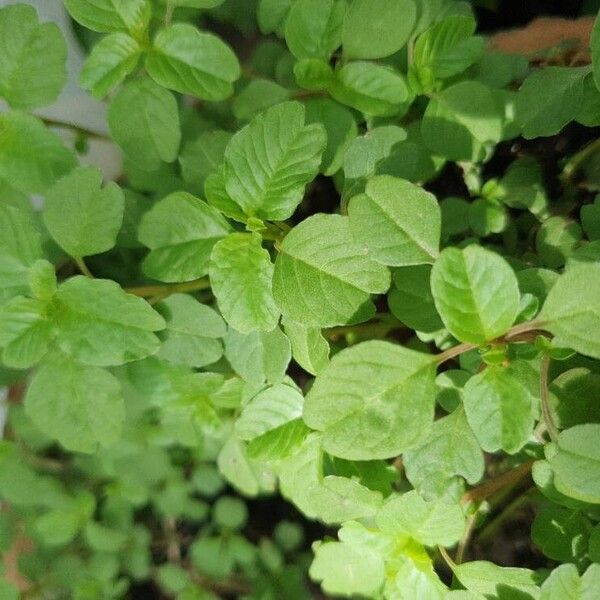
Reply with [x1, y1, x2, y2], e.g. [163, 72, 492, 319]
[538, 263, 600, 359]
[421, 81, 503, 162]
[80, 33, 141, 98]
[342, 0, 416, 60]
[348, 175, 441, 266]
[430, 245, 520, 344]
[257, 0, 294, 36]
[43, 166, 124, 258]
[157, 294, 225, 368]
[0, 112, 76, 194]
[232, 79, 291, 122]
[0, 297, 53, 369]
[222, 101, 326, 221]
[451, 561, 540, 598]
[304, 340, 436, 460]
[209, 233, 280, 333]
[146, 24, 240, 101]
[0, 4, 67, 109]
[224, 326, 291, 386]
[463, 364, 536, 454]
[24, 356, 125, 453]
[138, 191, 231, 283]
[284, 0, 344, 60]
[64, 0, 151, 35]
[108, 78, 181, 171]
[376, 490, 465, 547]
[273, 214, 391, 327]
[516, 66, 588, 139]
[282, 318, 330, 376]
[50, 276, 165, 367]
[540, 563, 600, 600]
[546, 424, 600, 504]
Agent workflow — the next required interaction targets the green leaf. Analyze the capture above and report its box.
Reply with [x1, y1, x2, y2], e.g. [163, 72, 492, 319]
[209, 233, 280, 333]
[138, 191, 231, 283]
[294, 57, 335, 91]
[0, 199, 43, 303]
[0, 580, 19, 600]
[329, 61, 409, 116]
[377, 490, 465, 546]
[581, 195, 600, 241]
[224, 326, 291, 386]
[0, 4, 67, 109]
[43, 166, 124, 258]
[64, 0, 151, 35]
[348, 175, 441, 266]
[304, 340, 436, 460]
[404, 406, 484, 499]
[247, 418, 310, 460]
[452, 561, 541, 599]
[0, 112, 76, 194]
[273, 214, 390, 327]
[257, 0, 294, 36]
[282, 318, 330, 375]
[84, 521, 128, 552]
[146, 24, 240, 101]
[212, 496, 248, 530]
[463, 363, 536, 454]
[550, 368, 600, 429]
[80, 33, 141, 98]
[411, 16, 483, 87]
[538, 263, 600, 359]
[304, 98, 357, 176]
[222, 101, 326, 221]
[388, 265, 444, 333]
[540, 564, 600, 600]
[285, 0, 345, 60]
[236, 381, 303, 440]
[546, 424, 600, 503]
[157, 294, 225, 367]
[50, 276, 165, 367]
[232, 79, 291, 122]
[108, 78, 181, 171]
[430, 245, 520, 344]
[516, 67, 588, 139]
[25, 356, 125, 453]
[217, 436, 272, 496]
[536, 216, 582, 269]
[342, 0, 416, 60]
[0, 297, 53, 369]
[421, 81, 503, 162]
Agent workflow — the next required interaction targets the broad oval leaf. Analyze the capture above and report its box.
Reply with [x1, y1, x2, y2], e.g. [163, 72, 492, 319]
[348, 175, 441, 266]
[273, 214, 391, 328]
[430, 245, 520, 344]
[64, 0, 151, 35]
[303, 340, 436, 460]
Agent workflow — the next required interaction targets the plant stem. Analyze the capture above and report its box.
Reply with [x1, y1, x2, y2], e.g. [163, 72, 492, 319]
[42, 118, 111, 142]
[124, 278, 212, 299]
[74, 257, 93, 278]
[540, 354, 559, 442]
[461, 460, 534, 505]
[436, 342, 477, 364]
[164, 0, 175, 26]
[455, 512, 478, 564]
[560, 137, 600, 185]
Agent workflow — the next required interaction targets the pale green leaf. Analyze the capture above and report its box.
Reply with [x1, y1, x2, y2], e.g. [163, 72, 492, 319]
[304, 340, 436, 460]
[43, 166, 124, 258]
[50, 276, 165, 367]
[0, 112, 76, 194]
[232, 79, 291, 122]
[0, 4, 67, 109]
[273, 214, 390, 327]
[421, 81, 503, 162]
[342, 0, 416, 60]
[108, 78, 181, 171]
[64, 0, 151, 35]
[546, 424, 600, 504]
[247, 418, 310, 460]
[463, 363, 536, 454]
[224, 326, 291, 386]
[209, 233, 280, 333]
[377, 490, 465, 547]
[157, 294, 225, 367]
[430, 245, 520, 344]
[146, 24, 240, 101]
[538, 263, 600, 359]
[282, 318, 330, 375]
[222, 101, 326, 221]
[138, 191, 231, 283]
[25, 356, 125, 453]
[541, 564, 600, 600]
[80, 32, 141, 98]
[348, 175, 441, 266]
[285, 0, 345, 60]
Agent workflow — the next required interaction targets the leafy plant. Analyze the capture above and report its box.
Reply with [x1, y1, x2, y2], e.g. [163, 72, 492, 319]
[2, 1, 600, 598]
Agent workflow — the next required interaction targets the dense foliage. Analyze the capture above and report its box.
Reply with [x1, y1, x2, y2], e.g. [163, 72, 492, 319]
[2, 0, 600, 598]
